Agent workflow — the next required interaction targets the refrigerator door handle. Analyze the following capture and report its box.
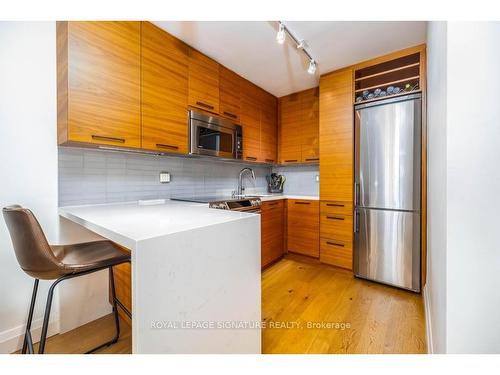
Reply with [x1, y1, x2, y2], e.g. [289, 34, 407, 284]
[354, 209, 360, 233]
[354, 183, 360, 207]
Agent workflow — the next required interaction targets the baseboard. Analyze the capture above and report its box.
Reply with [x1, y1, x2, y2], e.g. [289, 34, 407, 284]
[423, 285, 434, 354]
[0, 316, 60, 354]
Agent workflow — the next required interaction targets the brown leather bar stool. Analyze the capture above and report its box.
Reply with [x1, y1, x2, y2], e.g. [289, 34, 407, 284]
[2, 205, 131, 354]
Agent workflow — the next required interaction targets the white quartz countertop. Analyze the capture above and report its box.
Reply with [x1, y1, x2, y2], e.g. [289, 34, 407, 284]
[59, 199, 257, 248]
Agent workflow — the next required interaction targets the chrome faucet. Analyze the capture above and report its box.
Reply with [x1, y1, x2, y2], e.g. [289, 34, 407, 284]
[237, 167, 255, 196]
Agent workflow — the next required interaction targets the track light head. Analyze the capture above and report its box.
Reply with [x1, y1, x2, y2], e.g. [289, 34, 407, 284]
[297, 40, 308, 50]
[276, 22, 286, 44]
[307, 60, 317, 75]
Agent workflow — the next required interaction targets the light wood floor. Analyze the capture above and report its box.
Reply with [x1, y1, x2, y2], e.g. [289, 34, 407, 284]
[262, 254, 426, 354]
[16, 314, 132, 354]
[27, 254, 426, 354]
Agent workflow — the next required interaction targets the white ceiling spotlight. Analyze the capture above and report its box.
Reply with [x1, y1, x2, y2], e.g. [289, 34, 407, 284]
[307, 60, 317, 75]
[276, 22, 286, 44]
[296, 40, 308, 50]
[276, 21, 318, 76]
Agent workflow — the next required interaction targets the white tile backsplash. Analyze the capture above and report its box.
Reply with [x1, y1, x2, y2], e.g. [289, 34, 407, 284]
[272, 165, 320, 196]
[58, 147, 271, 206]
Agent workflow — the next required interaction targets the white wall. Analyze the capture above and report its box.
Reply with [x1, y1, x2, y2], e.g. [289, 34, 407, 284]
[426, 21, 500, 353]
[446, 22, 500, 353]
[0, 22, 116, 353]
[0, 22, 60, 353]
[425, 21, 448, 354]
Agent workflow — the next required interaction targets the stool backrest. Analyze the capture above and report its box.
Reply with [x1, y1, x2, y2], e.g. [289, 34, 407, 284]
[2, 205, 61, 279]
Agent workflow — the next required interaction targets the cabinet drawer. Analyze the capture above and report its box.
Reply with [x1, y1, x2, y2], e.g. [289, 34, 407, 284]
[320, 213, 353, 242]
[320, 201, 353, 216]
[261, 199, 284, 212]
[320, 238, 352, 270]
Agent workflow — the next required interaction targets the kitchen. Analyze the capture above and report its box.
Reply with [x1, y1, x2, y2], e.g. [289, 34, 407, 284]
[1, 8, 500, 366]
[54, 21, 426, 353]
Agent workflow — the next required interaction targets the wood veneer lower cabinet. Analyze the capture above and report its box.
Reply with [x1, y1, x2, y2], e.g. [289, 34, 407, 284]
[319, 201, 353, 270]
[111, 262, 132, 326]
[57, 21, 142, 148]
[286, 199, 319, 258]
[261, 200, 285, 268]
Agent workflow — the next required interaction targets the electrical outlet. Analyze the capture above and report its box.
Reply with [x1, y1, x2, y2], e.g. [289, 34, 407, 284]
[159, 172, 171, 183]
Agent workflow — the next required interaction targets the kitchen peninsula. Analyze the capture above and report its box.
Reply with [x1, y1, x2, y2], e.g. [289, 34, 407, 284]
[59, 199, 261, 354]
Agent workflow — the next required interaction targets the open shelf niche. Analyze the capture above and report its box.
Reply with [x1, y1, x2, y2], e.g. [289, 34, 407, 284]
[354, 52, 421, 103]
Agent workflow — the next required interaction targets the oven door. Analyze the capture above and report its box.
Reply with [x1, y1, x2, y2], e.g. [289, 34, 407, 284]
[190, 119, 236, 159]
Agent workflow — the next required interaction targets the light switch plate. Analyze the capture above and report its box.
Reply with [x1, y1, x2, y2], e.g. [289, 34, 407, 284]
[315, 175, 320, 182]
[159, 172, 171, 183]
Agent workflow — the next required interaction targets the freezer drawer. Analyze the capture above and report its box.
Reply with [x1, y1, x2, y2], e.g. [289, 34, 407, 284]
[354, 208, 420, 291]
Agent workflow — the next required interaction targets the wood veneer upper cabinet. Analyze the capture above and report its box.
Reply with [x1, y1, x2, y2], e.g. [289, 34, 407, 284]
[57, 21, 141, 148]
[287, 199, 320, 258]
[188, 48, 220, 114]
[300, 87, 320, 162]
[219, 66, 241, 122]
[319, 69, 354, 202]
[279, 88, 319, 164]
[141, 22, 188, 154]
[279, 93, 302, 163]
[239, 79, 278, 164]
[240, 93, 261, 162]
[260, 99, 278, 164]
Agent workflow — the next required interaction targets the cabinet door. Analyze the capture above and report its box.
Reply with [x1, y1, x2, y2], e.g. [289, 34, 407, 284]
[300, 87, 320, 163]
[287, 199, 319, 258]
[188, 48, 219, 113]
[219, 66, 240, 122]
[66, 22, 141, 147]
[141, 22, 188, 154]
[261, 200, 285, 268]
[319, 69, 353, 202]
[260, 104, 277, 164]
[279, 93, 302, 164]
[240, 93, 261, 162]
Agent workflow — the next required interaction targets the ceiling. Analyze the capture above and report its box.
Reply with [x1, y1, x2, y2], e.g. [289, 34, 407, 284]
[153, 21, 427, 98]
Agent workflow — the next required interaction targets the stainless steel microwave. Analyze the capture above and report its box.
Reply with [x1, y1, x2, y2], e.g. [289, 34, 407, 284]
[189, 110, 242, 160]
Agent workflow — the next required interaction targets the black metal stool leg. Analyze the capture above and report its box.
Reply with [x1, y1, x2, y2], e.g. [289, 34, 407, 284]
[22, 279, 39, 354]
[35, 266, 125, 354]
[85, 266, 121, 354]
[38, 277, 61, 354]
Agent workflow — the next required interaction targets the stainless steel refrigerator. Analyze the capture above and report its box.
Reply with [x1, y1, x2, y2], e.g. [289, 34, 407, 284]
[353, 93, 421, 292]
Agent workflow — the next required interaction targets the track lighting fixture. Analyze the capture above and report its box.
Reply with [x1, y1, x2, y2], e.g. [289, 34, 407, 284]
[276, 22, 286, 44]
[276, 21, 318, 76]
[307, 60, 317, 75]
[297, 40, 307, 50]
